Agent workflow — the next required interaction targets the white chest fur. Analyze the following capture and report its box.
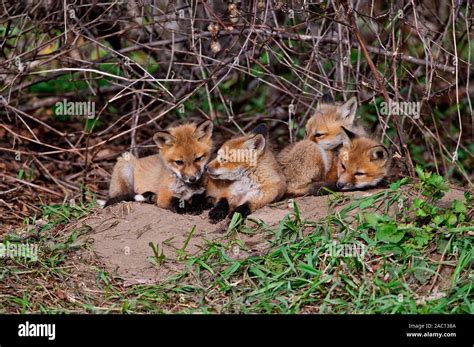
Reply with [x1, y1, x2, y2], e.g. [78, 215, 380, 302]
[229, 175, 260, 207]
[171, 179, 205, 200]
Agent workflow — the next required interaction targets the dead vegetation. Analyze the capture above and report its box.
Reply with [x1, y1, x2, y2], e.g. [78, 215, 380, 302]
[0, 1, 472, 232]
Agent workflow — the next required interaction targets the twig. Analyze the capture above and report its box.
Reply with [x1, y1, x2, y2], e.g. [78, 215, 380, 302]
[340, 0, 416, 177]
[0, 173, 63, 197]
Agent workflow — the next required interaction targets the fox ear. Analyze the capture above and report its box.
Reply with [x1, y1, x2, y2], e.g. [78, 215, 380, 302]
[153, 131, 176, 148]
[245, 134, 266, 153]
[305, 117, 316, 138]
[320, 93, 334, 104]
[369, 145, 389, 165]
[250, 123, 268, 138]
[340, 97, 358, 124]
[315, 94, 334, 112]
[341, 126, 357, 148]
[193, 120, 213, 142]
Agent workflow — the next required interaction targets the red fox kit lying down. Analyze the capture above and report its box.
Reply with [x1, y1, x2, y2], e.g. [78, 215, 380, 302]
[205, 124, 287, 222]
[306, 94, 365, 150]
[335, 127, 390, 190]
[277, 139, 338, 196]
[105, 120, 214, 213]
[278, 95, 364, 196]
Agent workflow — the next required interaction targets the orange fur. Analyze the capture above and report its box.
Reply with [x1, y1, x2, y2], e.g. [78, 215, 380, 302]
[108, 121, 213, 210]
[206, 129, 286, 219]
[278, 96, 364, 196]
[336, 129, 390, 190]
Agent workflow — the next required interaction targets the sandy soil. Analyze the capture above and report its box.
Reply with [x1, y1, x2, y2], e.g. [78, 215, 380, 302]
[80, 188, 465, 286]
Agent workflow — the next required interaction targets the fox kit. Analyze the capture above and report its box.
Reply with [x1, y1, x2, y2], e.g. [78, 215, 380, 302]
[205, 124, 287, 222]
[277, 139, 338, 196]
[335, 127, 390, 190]
[306, 94, 364, 150]
[105, 120, 214, 213]
[278, 95, 363, 196]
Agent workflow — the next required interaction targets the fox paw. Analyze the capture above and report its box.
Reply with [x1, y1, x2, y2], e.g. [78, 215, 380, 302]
[187, 193, 209, 215]
[209, 208, 228, 223]
[139, 191, 157, 204]
[171, 197, 188, 214]
[209, 198, 229, 223]
[187, 206, 204, 215]
[197, 194, 215, 211]
[231, 203, 251, 219]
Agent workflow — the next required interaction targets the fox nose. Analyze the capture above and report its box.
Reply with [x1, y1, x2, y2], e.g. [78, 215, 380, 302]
[188, 176, 197, 183]
[337, 182, 354, 190]
[337, 181, 355, 190]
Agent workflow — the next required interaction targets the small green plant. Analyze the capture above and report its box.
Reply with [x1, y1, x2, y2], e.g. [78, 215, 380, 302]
[175, 226, 197, 261]
[415, 165, 449, 202]
[148, 242, 166, 267]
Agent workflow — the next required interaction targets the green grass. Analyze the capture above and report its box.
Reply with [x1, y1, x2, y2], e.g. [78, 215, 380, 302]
[0, 171, 472, 314]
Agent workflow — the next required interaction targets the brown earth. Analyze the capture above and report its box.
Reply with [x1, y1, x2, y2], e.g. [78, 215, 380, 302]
[79, 188, 466, 286]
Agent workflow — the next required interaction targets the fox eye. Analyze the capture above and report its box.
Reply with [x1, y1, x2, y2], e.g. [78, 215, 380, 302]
[175, 160, 184, 166]
[354, 172, 365, 176]
[341, 163, 346, 170]
[314, 133, 325, 138]
[194, 155, 204, 162]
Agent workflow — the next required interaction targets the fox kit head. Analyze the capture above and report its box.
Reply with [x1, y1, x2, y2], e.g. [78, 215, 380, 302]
[305, 95, 358, 150]
[336, 128, 390, 190]
[206, 125, 267, 181]
[153, 120, 213, 184]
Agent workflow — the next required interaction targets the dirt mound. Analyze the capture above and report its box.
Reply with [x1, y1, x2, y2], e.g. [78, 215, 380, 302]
[81, 193, 338, 285]
[80, 188, 465, 286]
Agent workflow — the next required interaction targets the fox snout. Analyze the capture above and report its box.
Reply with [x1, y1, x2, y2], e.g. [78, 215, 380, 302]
[336, 181, 353, 190]
[181, 172, 202, 184]
[205, 164, 217, 176]
[205, 162, 228, 179]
